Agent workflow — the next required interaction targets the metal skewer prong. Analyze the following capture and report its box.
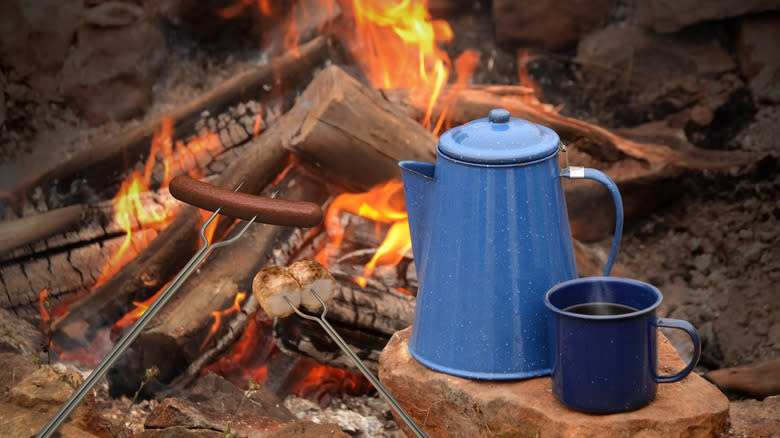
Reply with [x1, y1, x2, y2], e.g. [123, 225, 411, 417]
[38, 183, 255, 438]
[284, 291, 427, 438]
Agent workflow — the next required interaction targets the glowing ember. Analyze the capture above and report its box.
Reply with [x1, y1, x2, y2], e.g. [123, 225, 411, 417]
[38, 288, 51, 326]
[204, 313, 275, 387]
[252, 105, 265, 138]
[292, 360, 373, 401]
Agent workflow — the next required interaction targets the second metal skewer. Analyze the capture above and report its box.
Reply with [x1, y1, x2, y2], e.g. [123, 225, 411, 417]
[285, 291, 427, 438]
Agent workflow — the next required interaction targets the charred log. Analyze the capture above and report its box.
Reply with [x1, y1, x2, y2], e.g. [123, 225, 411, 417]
[274, 274, 415, 373]
[107, 165, 331, 396]
[282, 65, 437, 191]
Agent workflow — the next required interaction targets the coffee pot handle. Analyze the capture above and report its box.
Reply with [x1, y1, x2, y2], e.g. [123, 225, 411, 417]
[561, 167, 623, 276]
[654, 318, 702, 383]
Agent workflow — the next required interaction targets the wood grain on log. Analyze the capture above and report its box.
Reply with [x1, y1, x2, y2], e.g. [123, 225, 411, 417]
[282, 65, 437, 191]
[274, 275, 415, 373]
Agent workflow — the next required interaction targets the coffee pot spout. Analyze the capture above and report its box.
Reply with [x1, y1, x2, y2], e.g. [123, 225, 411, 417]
[399, 160, 436, 262]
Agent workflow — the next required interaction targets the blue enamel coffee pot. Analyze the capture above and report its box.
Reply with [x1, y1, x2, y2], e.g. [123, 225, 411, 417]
[399, 109, 624, 379]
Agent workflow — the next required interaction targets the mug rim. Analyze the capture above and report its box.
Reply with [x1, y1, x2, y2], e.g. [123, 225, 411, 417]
[544, 276, 662, 320]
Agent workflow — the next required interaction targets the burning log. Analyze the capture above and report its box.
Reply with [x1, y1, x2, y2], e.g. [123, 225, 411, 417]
[106, 165, 331, 396]
[0, 189, 186, 319]
[274, 271, 415, 373]
[383, 86, 761, 240]
[49, 132, 291, 347]
[0, 35, 330, 196]
[385, 85, 759, 169]
[282, 65, 437, 191]
[47, 35, 338, 348]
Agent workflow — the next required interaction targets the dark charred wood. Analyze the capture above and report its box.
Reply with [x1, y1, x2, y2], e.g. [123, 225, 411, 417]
[282, 65, 437, 191]
[273, 275, 415, 373]
[48, 121, 294, 349]
[106, 165, 331, 397]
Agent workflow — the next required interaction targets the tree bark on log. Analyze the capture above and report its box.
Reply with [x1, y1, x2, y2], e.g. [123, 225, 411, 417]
[106, 165, 331, 396]
[0, 35, 331, 196]
[274, 275, 415, 373]
[282, 65, 437, 191]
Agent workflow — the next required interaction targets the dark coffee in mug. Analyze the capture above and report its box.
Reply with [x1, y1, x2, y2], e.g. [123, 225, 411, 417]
[563, 302, 638, 315]
[545, 277, 701, 414]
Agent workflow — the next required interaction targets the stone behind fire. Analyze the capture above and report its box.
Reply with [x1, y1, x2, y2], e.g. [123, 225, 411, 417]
[493, 0, 617, 50]
[0, 0, 83, 95]
[60, 14, 165, 124]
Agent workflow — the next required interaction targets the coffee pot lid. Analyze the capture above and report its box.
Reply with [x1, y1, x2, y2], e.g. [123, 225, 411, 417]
[437, 108, 560, 164]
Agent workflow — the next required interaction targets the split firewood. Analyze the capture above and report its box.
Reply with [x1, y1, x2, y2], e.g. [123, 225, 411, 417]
[274, 269, 416, 373]
[282, 65, 437, 191]
[47, 38, 335, 347]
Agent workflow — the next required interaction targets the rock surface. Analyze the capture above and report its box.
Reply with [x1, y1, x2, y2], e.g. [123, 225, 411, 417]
[60, 18, 164, 124]
[737, 14, 780, 103]
[492, 0, 616, 50]
[634, 0, 780, 33]
[144, 372, 294, 436]
[0, 362, 108, 437]
[379, 326, 729, 438]
[727, 395, 780, 438]
[0, 0, 84, 94]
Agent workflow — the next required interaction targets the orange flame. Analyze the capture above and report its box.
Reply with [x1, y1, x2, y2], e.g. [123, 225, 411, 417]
[319, 181, 409, 285]
[39, 288, 51, 326]
[342, 0, 452, 131]
[201, 291, 247, 351]
[253, 105, 265, 139]
[92, 119, 220, 289]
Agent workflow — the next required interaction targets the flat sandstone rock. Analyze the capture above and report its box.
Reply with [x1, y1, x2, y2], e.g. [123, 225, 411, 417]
[379, 327, 729, 438]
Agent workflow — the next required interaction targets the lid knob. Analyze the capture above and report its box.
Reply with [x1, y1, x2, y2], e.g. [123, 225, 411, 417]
[488, 108, 510, 124]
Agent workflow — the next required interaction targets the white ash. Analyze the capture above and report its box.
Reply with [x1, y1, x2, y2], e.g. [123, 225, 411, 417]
[284, 394, 405, 438]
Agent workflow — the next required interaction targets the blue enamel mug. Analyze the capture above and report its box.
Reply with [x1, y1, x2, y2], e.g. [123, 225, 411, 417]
[544, 277, 701, 414]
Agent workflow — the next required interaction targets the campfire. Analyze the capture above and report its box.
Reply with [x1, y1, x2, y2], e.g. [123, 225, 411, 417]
[0, 0, 777, 437]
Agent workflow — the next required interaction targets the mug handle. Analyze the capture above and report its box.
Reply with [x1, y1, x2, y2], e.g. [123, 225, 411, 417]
[561, 166, 623, 275]
[655, 318, 702, 383]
